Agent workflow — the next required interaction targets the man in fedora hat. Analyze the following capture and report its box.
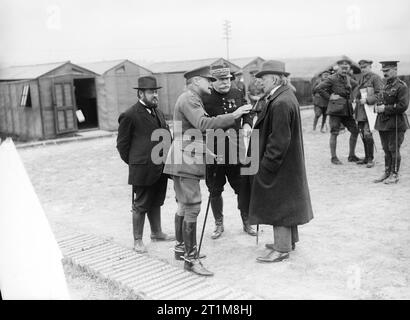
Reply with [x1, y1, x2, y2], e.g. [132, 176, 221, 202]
[242, 60, 313, 263]
[373, 61, 409, 184]
[117, 75, 174, 253]
[164, 66, 252, 276]
[354, 59, 383, 168]
[315, 58, 361, 165]
[202, 62, 257, 240]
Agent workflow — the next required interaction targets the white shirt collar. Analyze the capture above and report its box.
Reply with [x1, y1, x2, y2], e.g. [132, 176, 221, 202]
[139, 99, 151, 114]
[268, 85, 281, 98]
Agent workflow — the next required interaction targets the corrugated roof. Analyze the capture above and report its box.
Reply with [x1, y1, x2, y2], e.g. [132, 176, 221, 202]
[77, 59, 153, 75]
[230, 57, 264, 68]
[0, 61, 70, 80]
[148, 57, 240, 73]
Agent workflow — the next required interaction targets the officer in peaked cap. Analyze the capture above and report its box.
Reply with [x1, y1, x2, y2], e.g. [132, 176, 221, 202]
[373, 61, 409, 184]
[312, 69, 332, 132]
[163, 65, 252, 276]
[354, 59, 383, 168]
[201, 62, 256, 240]
[117, 75, 174, 254]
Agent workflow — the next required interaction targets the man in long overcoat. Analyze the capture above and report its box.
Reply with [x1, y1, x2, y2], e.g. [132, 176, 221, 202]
[116, 76, 174, 253]
[245, 60, 314, 263]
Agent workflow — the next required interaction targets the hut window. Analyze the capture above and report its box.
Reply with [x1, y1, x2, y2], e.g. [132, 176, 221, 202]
[20, 85, 32, 108]
[115, 66, 125, 73]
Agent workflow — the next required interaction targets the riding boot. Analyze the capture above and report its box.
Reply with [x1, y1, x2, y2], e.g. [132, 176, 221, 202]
[357, 138, 368, 165]
[183, 221, 213, 277]
[132, 211, 147, 253]
[148, 206, 175, 241]
[211, 195, 224, 239]
[330, 134, 342, 164]
[240, 211, 257, 236]
[374, 153, 392, 183]
[366, 138, 375, 168]
[174, 214, 185, 260]
[348, 133, 360, 162]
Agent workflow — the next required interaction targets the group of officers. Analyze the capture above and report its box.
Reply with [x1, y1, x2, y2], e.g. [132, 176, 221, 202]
[311, 58, 409, 185]
[116, 57, 408, 277]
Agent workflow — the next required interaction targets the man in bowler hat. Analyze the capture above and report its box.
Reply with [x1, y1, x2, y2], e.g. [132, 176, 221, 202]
[117, 76, 174, 253]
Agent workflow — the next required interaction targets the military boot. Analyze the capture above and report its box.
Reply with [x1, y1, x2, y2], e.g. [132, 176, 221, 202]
[132, 211, 147, 253]
[240, 211, 257, 236]
[373, 168, 391, 183]
[356, 139, 368, 165]
[174, 214, 185, 260]
[384, 173, 399, 184]
[183, 221, 213, 277]
[366, 139, 375, 168]
[210, 195, 224, 239]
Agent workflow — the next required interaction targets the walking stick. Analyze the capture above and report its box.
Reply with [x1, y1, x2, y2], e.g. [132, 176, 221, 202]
[395, 114, 398, 173]
[196, 160, 219, 260]
[256, 224, 259, 245]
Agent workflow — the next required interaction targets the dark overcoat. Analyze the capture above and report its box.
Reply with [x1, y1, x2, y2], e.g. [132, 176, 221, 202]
[116, 101, 170, 186]
[246, 85, 314, 227]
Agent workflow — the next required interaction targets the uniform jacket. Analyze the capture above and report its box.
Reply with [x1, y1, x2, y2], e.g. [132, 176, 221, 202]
[312, 78, 330, 108]
[315, 72, 358, 117]
[375, 77, 410, 132]
[231, 80, 247, 101]
[163, 89, 237, 179]
[354, 71, 383, 122]
[246, 85, 314, 227]
[116, 101, 170, 186]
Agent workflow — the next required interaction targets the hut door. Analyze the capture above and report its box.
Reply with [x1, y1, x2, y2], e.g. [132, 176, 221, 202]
[52, 76, 77, 134]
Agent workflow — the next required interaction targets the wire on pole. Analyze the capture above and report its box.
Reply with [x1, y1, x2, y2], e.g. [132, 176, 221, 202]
[222, 20, 231, 61]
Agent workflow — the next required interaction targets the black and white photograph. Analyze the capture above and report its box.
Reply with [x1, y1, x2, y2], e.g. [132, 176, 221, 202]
[0, 0, 409, 305]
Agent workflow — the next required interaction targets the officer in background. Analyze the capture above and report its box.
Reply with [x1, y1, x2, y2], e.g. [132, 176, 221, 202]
[247, 69, 264, 106]
[354, 59, 383, 168]
[202, 62, 257, 240]
[315, 59, 361, 165]
[312, 70, 331, 132]
[374, 61, 409, 184]
[116, 76, 174, 253]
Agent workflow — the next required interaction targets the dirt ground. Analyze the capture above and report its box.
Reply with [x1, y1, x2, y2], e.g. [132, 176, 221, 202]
[19, 109, 410, 300]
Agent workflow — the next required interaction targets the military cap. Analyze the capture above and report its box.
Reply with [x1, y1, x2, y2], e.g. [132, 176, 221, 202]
[336, 59, 352, 65]
[380, 61, 399, 70]
[184, 66, 216, 81]
[319, 69, 331, 76]
[358, 59, 373, 65]
[210, 62, 233, 79]
[234, 69, 243, 76]
[133, 76, 162, 90]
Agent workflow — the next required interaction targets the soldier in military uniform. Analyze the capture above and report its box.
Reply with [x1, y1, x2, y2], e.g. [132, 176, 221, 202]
[231, 69, 247, 101]
[163, 66, 252, 276]
[312, 70, 331, 132]
[315, 59, 361, 165]
[202, 63, 257, 240]
[116, 76, 174, 254]
[374, 61, 409, 184]
[247, 69, 264, 106]
[354, 59, 383, 168]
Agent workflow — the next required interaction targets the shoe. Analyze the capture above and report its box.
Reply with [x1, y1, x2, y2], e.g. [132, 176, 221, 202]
[348, 155, 361, 162]
[373, 171, 390, 183]
[133, 239, 147, 253]
[184, 258, 214, 276]
[356, 158, 368, 165]
[265, 243, 296, 251]
[211, 225, 224, 239]
[243, 223, 257, 236]
[384, 173, 399, 184]
[256, 250, 289, 263]
[331, 157, 343, 165]
[366, 160, 375, 168]
[151, 232, 175, 242]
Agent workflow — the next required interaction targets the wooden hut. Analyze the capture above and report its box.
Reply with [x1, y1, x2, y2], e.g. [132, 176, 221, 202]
[77, 59, 152, 131]
[0, 61, 99, 141]
[149, 57, 240, 118]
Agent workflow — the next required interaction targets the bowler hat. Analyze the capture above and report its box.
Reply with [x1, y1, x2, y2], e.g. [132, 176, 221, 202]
[184, 66, 216, 81]
[133, 76, 162, 90]
[210, 62, 233, 79]
[255, 60, 290, 78]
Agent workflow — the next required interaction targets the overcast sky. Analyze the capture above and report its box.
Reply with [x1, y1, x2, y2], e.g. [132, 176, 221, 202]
[1, 0, 410, 68]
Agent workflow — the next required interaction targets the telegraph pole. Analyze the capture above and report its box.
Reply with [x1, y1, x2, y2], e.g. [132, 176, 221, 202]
[222, 20, 231, 60]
